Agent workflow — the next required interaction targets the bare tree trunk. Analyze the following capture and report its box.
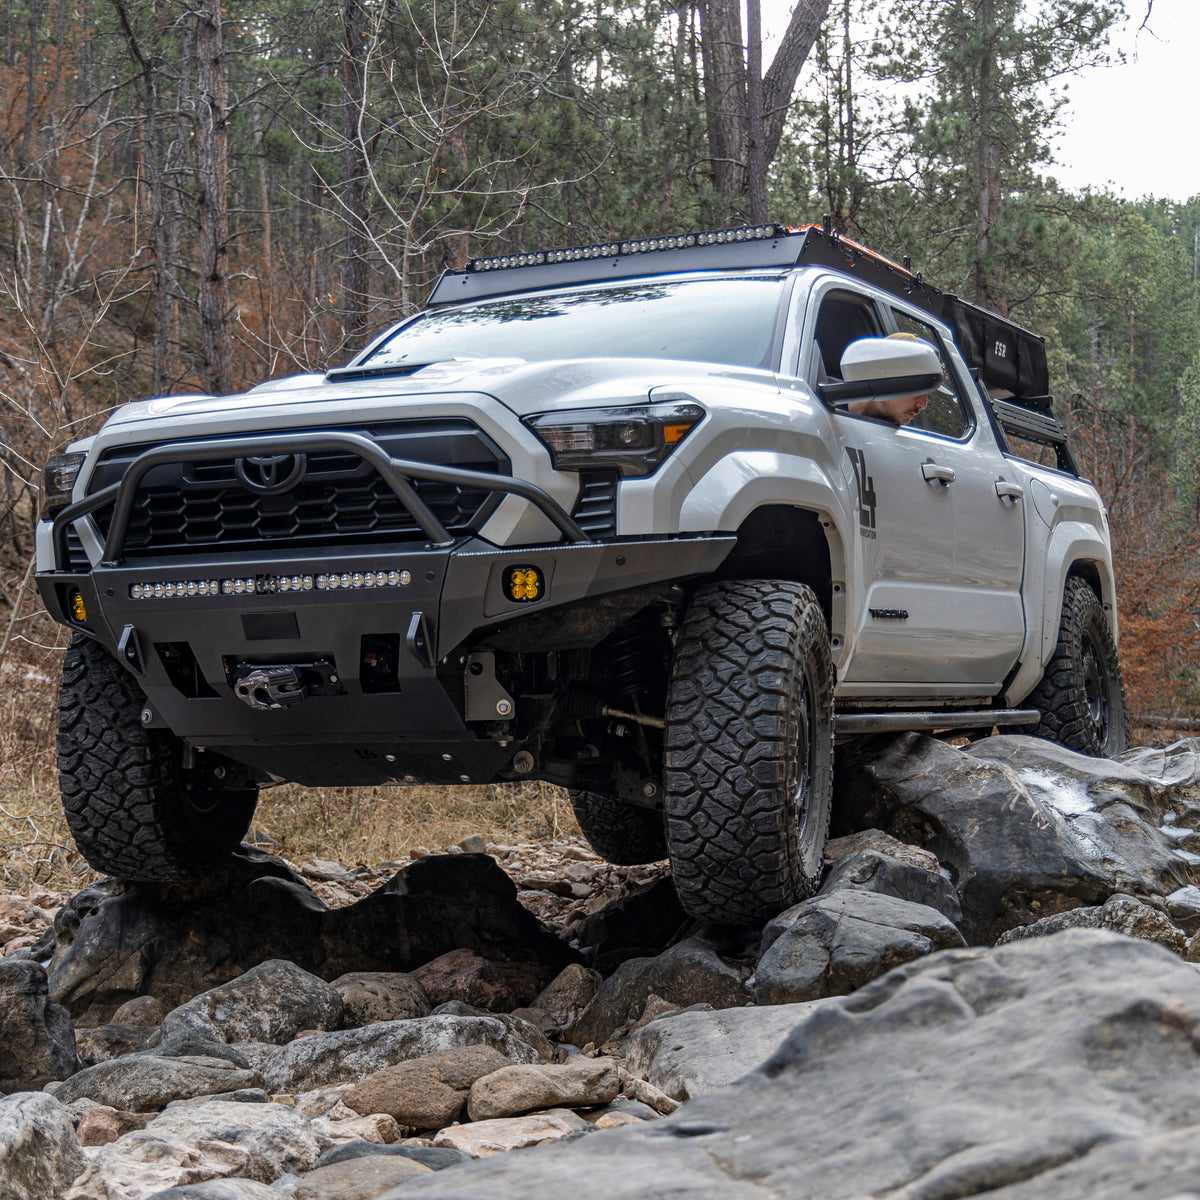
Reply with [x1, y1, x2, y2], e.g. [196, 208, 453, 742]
[109, 0, 181, 392]
[250, 99, 273, 323]
[195, 0, 231, 393]
[699, 0, 747, 218]
[340, 0, 370, 354]
[972, 0, 1006, 314]
[745, 0, 767, 223]
[700, 0, 830, 223]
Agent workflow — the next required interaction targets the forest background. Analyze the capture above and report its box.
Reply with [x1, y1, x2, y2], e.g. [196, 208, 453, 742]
[0, 0, 1197, 883]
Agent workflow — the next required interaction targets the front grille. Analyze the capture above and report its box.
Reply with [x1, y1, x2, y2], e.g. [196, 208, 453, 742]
[572, 470, 618, 537]
[79, 420, 509, 561]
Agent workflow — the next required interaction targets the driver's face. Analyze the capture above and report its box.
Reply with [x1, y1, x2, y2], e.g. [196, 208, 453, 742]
[882, 392, 928, 425]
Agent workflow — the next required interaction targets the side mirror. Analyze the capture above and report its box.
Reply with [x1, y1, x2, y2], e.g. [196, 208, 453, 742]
[817, 337, 943, 405]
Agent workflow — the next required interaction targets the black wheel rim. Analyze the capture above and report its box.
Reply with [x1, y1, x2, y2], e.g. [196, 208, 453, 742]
[794, 671, 814, 839]
[1081, 630, 1110, 743]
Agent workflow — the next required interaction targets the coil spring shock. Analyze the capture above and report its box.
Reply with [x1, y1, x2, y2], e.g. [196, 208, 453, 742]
[604, 619, 654, 705]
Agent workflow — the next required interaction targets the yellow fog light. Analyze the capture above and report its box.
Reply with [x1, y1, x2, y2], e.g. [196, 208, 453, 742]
[70, 590, 88, 621]
[503, 566, 543, 603]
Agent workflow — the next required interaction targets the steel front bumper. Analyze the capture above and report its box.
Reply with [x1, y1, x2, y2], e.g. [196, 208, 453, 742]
[38, 430, 733, 785]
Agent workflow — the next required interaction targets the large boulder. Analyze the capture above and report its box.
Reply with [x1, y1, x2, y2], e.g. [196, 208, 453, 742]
[342, 1045, 513, 1130]
[371, 930, 1200, 1199]
[261, 1014, 540, 1095]
[154, 960, 345, 1047]
[573, 877, 691, 973]
[466, 1056, 621, 1120]
[47, 1053, 263, 1112]
[64, 1099, 323, 1197]
[47, 849, 577, 1024]
[820, 844, 962, 924]
[330, 972, 430, 1028]
[0, 960, 79, 1091]
[566, 938, 751, 1048]
[834, 733, 1192, 943]
[0, 1092, 87, 1200]
[752, 889, 965, 1004]
[996, 892, 1189, 953]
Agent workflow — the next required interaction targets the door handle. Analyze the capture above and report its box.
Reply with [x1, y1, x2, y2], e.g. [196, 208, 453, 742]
[995, 480, 1024, 506]
[922, 462, 956, 486]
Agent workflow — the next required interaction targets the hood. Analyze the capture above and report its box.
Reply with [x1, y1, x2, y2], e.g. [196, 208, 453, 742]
[102, 357, 780, 430]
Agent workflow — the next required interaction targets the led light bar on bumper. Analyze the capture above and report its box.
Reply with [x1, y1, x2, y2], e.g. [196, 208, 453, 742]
[525, 402, 704, 477]
[127, 569, 415, 600]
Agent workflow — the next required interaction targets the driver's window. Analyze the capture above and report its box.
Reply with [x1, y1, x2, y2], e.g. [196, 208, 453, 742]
[813, 289, 883, 385]
[889, 309, 971, 439]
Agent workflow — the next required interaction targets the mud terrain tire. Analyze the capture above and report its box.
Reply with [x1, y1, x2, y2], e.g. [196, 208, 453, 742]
[568, 789, 667, 864]
[57, 635, 259, 879]
[663, 580, 834, 924]
[1022, 576, 1129, 757]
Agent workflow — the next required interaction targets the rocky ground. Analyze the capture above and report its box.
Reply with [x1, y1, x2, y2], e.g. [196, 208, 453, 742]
[5, 732, 1200, 1199]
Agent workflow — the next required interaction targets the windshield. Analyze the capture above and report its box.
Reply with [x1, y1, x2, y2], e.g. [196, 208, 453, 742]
[362, 277, 789, 372]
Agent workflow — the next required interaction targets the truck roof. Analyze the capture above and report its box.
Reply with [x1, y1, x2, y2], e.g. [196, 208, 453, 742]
[426, 221, 1050, 405]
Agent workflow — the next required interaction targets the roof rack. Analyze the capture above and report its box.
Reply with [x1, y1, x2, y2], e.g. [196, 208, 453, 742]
[424, 221, 1049, 404]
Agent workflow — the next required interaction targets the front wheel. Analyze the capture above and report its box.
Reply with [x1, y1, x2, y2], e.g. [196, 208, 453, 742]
[663, 580, 834, 925]
[1021, 577, 1129, 757]
[57, 635, 259, 880]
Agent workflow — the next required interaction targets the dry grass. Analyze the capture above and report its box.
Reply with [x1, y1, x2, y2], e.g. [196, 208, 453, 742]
[0, 638, 580, 895]
[0, 641, 86, 893]
[252, 779, 579, 868]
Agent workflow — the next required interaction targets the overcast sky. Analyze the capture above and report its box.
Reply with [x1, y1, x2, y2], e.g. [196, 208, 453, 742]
[762, 1, 1197, 204]
[1048, 2, 1197, 201]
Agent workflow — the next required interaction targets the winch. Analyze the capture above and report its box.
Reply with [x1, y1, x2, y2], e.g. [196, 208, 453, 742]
[231, 659, 341, 711]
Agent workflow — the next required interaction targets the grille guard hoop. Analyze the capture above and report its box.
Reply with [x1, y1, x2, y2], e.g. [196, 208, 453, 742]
[50, 430, 589, 571]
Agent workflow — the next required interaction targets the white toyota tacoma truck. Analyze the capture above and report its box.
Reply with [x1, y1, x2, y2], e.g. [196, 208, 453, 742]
[36, 221, 1127, 924]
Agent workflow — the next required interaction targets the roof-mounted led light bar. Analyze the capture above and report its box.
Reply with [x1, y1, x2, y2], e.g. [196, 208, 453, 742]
[427, 223, 800, 307]
[468, 224, 787, 273]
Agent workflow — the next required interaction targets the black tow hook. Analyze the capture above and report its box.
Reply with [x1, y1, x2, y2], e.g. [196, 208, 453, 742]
[232, 660, 341, 711]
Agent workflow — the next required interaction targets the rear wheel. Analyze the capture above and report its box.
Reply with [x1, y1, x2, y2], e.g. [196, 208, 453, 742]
[663, 580, 834, 924]
[567, 790, 667, 864]
[57, 635, 259, 880]
[1021, 577, 1129, 757]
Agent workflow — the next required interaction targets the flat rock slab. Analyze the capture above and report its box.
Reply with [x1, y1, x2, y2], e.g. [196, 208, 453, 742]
[372, 931, 1200, 1199]
[292, 1154, 433, 1199]
[432, 1111, 588, 1157]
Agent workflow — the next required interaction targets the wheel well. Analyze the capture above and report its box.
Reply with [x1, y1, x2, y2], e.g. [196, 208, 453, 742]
[1067, 560, 1102, 601]
[712, 506, 833, 621]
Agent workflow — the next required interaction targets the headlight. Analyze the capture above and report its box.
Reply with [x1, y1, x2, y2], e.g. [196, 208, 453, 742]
[525, 402, 704, 477]
[41, 452, 88, 516]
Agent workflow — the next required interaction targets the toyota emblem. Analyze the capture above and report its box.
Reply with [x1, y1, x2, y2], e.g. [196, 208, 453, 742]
[235, 453, 307, 494]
